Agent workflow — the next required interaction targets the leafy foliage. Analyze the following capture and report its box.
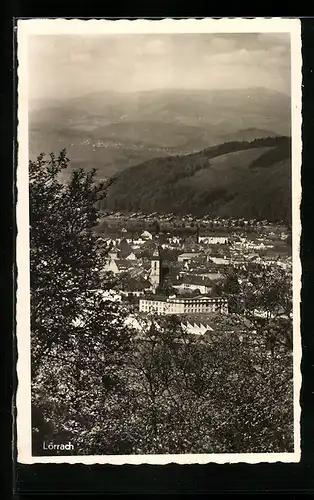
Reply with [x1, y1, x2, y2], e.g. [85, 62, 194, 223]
[117, 314, 293, 454]
[221, 263, 293, 351]
[30, 151, 132, 452]
[30, 151, 294, 456]
[156, 274, 176, 297]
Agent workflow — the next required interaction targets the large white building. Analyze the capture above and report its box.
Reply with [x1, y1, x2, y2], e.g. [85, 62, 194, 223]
[139, 295, 228, 315]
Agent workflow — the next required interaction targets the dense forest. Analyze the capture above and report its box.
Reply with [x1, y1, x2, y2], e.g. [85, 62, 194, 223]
[102, 136, 291, 224]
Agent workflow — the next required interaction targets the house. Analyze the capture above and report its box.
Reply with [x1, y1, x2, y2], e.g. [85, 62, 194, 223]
[177, 252, 201, 264]
[132, 237, 146, 246]
[198, 234, 229, 245]
[180, 312, 251, 336]
[173, 275, 214, 295]
[104, 258, 138, 275]
[168, 236, 181, 245]
[125, 252, 137, 261]
[126, 310, 252, 340]
[120, 277, 151, 297]
[209, 255, 230, 266]
[129, 267, 148, 279]
[108, 249, 119, 260]
[180, 317, 214, 335]
[141, 230, 153, 240]
[116, 260, 139, 273]
[186, 266, 223, 281]
[104, 259, 119, 274]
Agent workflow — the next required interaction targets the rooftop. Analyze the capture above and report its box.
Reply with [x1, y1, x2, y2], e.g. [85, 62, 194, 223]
[140, 295, 227, 303]
[178, 252, 202, 258]
[174, 275, 214, 287]
[180, 313, 252, 331]
[140, 295, 167, 302]
[124, 277, 150, 291]
[116, 259, 138, 269]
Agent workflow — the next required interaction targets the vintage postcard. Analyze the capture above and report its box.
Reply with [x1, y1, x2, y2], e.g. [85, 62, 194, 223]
[16, 18, 302, 465]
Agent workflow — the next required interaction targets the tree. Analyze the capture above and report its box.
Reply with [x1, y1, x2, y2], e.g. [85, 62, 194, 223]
[200, 328, 293, 453]
[29, 151, 133, 453]
[123, 314, 293, 454]
[125, 315, 220, 453]
[221, 263, 293, 351]
[156, 274, 176, 296]
[210, 282, 222, 297]
[152, 219, 160, 236]
[221, 267, 243, 312]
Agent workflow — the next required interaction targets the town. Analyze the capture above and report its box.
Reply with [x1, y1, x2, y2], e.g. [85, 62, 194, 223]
[95, 211, 292, 337]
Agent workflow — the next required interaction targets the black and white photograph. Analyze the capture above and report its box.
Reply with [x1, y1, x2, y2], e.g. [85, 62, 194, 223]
[16, 18, 302, 465]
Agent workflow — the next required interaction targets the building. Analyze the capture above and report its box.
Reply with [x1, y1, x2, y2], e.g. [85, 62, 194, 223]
[104, 259, 119, 274]
[120, 278, 150, 297]
[180, 317, 214, 335]
[198, 235, 229, 245]
[149, 248, 161, 291]
[132, 237, 146, 247]
[141, 230, 153, 240]
[139, 295, 228, 315]
[183, 267, 223, 281]
[173, 275, 214, 295]
[108, 249, 119, 260]
[127, 311, 252, 340]
[177, 252, 201, 264]
[104, 259, 139, 275]
[125, 252, 137, 261]
[209, 255, 230, 266]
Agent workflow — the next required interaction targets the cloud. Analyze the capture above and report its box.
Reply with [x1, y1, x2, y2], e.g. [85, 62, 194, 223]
[28, 32, 291, 101]
[205, 43, 289, 69]
[209, 35, 237, 53]
[257, 32, 290, 46]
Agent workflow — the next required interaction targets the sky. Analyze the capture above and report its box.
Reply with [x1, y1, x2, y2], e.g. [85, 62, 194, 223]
[28, 33, 291, 103]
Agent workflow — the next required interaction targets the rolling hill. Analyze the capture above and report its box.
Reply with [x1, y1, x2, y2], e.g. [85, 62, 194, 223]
[102, 136, 292, 224]
[29, 87, 291, 179]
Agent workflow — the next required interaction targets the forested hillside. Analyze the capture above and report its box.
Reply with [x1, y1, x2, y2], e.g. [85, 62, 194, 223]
[103, 136, 291, 223]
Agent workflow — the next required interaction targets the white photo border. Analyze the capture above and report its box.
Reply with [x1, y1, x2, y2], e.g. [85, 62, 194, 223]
[16, 17, 302, 465]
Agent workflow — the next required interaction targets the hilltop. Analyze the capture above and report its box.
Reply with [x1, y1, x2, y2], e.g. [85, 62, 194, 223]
[102, 136, 291, 224]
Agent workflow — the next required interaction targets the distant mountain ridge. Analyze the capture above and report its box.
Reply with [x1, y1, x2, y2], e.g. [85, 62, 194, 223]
[103, 136, 291, 224]
[29, 87, 291, 179]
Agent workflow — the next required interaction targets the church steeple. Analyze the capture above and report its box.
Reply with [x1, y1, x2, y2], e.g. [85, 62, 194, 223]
[149, 246, 161, 291]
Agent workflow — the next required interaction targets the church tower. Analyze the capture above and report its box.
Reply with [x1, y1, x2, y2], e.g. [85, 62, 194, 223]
[149, 247, 161, 291]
